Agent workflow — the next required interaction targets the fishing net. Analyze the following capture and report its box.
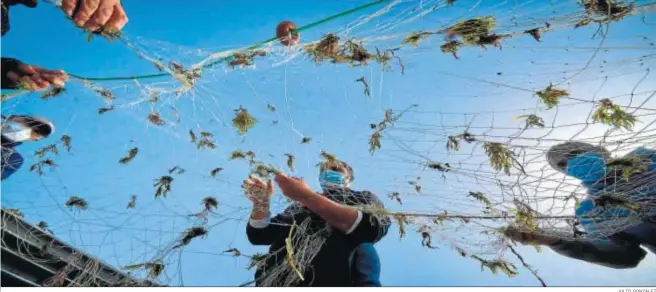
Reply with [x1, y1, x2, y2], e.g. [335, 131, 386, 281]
[2, 0, 656, 287]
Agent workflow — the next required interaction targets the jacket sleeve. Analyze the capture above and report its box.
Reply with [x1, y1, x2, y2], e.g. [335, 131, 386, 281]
[245, 211, 290, 246]
[345, 191, 391, 244]
[548, 238, 647, 269]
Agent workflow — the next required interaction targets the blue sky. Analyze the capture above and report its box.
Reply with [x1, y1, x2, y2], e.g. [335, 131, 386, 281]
[2, 0, 656, 287]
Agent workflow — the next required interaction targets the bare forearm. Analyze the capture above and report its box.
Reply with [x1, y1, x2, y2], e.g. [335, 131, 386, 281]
[299, 191, 359, 233]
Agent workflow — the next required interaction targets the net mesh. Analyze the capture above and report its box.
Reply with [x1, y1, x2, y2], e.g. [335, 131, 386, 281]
[2, 0, 656, 287]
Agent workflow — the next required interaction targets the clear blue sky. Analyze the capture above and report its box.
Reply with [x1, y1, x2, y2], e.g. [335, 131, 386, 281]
[2, 0, 655, 286]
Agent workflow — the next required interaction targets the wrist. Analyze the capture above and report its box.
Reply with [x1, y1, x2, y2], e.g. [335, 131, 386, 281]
[252, 200, 270, 210]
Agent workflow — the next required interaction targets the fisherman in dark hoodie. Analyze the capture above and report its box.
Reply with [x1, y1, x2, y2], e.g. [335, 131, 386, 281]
[242, 159, 389, 286]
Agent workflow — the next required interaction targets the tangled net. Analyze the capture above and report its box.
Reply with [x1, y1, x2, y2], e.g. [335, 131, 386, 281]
[2, 0, 656, 287]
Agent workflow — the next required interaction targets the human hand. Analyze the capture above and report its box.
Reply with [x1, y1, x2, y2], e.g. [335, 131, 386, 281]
[242, 175, 273, 205]
[274, 172, 316, 202]
[61, 0, 128, 32]
[504, 226, 559, 246]
[3, 59, 68, 91]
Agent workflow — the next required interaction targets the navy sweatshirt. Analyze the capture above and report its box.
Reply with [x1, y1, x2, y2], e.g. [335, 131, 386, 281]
[246, 188, 390, 287]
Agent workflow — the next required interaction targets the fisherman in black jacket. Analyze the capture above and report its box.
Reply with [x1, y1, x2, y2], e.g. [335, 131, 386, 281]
[242, 159, 390, 287]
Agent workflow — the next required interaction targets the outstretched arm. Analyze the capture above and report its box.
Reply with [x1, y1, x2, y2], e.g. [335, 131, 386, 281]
[548, 238, 646, 269]
[506, 226, 647, 269]
[275, 173, 390, 243]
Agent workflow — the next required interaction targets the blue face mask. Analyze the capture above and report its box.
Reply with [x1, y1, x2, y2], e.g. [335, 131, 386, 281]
[319, 170, 346, 189]
[566, 152, 607, 184]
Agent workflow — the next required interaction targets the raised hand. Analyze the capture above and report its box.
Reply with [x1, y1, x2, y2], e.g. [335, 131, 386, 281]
[2, 58, 68, 91]
[274, 172, 315, 202]
[504, 226, 559, 246]
[242, 175, 273, 205]
[61, 0, 128, 32]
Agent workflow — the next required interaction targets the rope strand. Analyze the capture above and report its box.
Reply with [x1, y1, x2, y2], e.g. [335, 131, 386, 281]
[69, 0, 391, 82]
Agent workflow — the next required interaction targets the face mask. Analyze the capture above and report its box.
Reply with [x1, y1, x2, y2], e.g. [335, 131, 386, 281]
[319, 170, 346, 189]
[3, 129, 33, 142]
[566, 152, 607, 184]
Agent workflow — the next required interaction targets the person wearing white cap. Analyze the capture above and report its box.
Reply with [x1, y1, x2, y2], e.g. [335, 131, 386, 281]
[1, 115, 55, 180]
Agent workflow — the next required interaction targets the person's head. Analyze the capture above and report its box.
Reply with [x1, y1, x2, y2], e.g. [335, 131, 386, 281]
[547, 141, 611, 183]
[30, 120, 53, 141]
[318, 160, 354, 190]
[2, 116, 53, 143]
[21, 116, 54, 141]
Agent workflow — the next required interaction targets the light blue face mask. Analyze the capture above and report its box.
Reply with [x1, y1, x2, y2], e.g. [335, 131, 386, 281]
[566, 152, 607, 184]
[2, 121, 33, 142]
[319, 170, 346, 189]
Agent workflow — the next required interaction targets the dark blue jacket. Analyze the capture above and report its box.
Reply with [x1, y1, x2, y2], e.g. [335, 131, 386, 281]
[246, 188, 390, 287]
[1, 134, 23, 180]
[351, 243, 382, 287]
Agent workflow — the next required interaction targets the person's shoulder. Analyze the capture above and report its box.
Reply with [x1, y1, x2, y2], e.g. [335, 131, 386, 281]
[350, 189, 377, 198]
[348, 189, 384, 205]
[1, 135, 21, 148]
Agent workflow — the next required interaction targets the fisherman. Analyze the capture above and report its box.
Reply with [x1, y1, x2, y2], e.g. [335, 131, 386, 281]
[242, 159, 390, 286]
[506, 142, 656, 269]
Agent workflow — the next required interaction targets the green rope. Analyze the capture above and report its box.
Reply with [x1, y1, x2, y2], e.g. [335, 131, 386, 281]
[69, 0, 391, 82]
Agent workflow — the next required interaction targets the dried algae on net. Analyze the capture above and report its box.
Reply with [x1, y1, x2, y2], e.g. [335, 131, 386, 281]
[35, 144, 59, 158]
[153, 176, 174, 198]
[173, 226, 208, 249]
[369, 106, 417, 155]
[228, 50, 267, 68]
[202, 196, 219, 211]
[592, 98, 637, 130]
[535, 84, 568, 109]
[446, 131, 476, 152]
[210, 167, 223, 177]
[304, 33, 341, 63]
[605, 155, 649, 181]
[516, 114, 545, 129]
[119, 147, 139, 164]
[65, 196, 88, 211]
[446, 16, 496, 40]
[148, 112, 166, 126]
[285, 153, 295, 171]
[578, 0, 635, 26]
[122, 260, 165, 280]
[60, 135, 72, 152]
[29, 159, 57, 176]
[482, 142, 515, 175]
[40, 87, 65, 100]
[126, 195, 137, 209]
[233, 106, 258, 134]
[196, 132, 217, 149]
[168, 166, 185, 175]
